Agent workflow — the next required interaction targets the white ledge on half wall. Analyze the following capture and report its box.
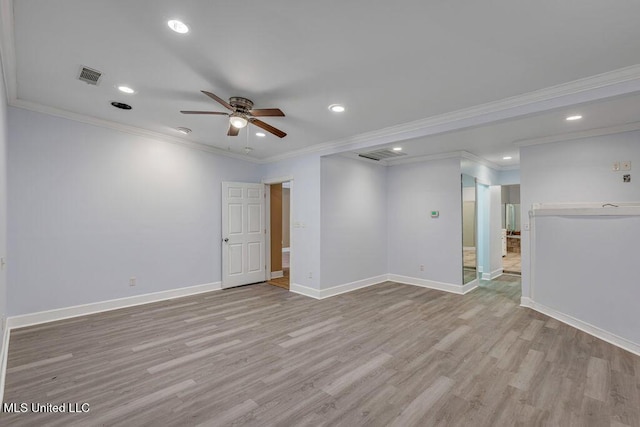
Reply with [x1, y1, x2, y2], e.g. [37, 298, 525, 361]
[531, 202, 640, 217]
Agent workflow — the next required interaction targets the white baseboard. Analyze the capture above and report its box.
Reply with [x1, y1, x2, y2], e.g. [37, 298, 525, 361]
[520, 297, 640, 357]
[319, 275, 388, 299]
[0, 324, 10, 405]
[388, 274, 467, 295]
[7, 282, 222, 330]
[270, 271, 284, 279]
[461, 279, 479, 294]
[291, 275, 387, 300]
[290, 283, 321, 299]
[482, 268, 503, 280]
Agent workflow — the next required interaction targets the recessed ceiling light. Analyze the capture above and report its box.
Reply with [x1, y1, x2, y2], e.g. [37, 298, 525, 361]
[392, 147, 402, 151]
[503, 156, 512, 160]
[328, 104, 345, 113]
[256, 132, 266, 137]
[117, 85, 135, 94]
[176, 127, 191, 135]
[110, 101, 132, 110]
[167, 19, 189, 34]
[566, 115, 582, 121]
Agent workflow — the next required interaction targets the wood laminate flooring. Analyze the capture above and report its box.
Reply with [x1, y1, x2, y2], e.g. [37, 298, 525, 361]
[2, 276, 639, 426]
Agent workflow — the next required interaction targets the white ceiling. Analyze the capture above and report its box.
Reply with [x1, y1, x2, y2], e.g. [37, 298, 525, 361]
[5, 0, 640, 162]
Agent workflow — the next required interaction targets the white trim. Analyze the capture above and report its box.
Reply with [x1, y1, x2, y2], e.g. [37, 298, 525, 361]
[261, 175, 294, 185]
[291, 276, 388, 299]
[515, 120, 640, 148]
[262, 64, 640, 164]
[531, 203, 640, 217]
[462, 279, 479, 294]
[295, 274, 480, 299]
[10, 101, 260, 164]
[0, 324, 10, 405]
[318, 275, 388, 299]
[270, 271, 284, 279]
[491, 268, 503, 279]
[484, 268, 503, 280]
[290, 283, 321, 299]
[7, 282, 222, 330]
[460, 151, 502, 171]
[520, 298, 640, 357]
[282, 247, 290, 253]
[385, 151, 466, 167]
[388, 274, 470, 295]
[0, 0, 17, 102]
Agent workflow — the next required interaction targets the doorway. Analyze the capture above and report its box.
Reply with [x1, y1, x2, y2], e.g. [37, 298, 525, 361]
[501, 184, 521, 275]
[266, 180, 291, 289]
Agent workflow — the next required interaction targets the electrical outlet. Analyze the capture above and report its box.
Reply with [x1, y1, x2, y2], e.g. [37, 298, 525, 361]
[129, 277, 136, 287]
[420, 264, 425, 271]
[612, 161, 620, 171]
[0, 257, 5, 271]
[621, 161, 631, 171]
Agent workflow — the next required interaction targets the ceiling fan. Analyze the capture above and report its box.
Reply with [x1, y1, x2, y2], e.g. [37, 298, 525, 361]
[181, 91, 287, 138]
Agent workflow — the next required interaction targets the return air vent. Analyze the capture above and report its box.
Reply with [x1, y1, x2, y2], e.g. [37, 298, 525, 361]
[358, 149, 407, 161]
[78, 66, 102, 85]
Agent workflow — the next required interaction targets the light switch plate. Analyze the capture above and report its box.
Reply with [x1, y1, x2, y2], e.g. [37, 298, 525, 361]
[612, 161, 620, 171]
[621, 161, 631, 171]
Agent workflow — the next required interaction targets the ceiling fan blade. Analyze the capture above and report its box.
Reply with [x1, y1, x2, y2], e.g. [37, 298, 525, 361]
[180, 110, 229, 115]
[201, 91, 233, 111]
[227, 124, 240, 136]
[249, 118, 287, 138]
[249, 108, 285, 117]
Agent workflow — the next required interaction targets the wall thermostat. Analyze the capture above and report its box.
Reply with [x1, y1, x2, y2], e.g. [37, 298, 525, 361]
[431, 210, 439, 218]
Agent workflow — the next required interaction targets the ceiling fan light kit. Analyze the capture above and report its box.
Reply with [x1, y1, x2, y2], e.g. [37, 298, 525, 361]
[229, 113, 248, 129]
[181, 91, 287, 138]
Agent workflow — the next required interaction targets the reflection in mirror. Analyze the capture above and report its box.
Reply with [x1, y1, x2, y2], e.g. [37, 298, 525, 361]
[462, 174, 477, 284]
[501, 184, 522, 274]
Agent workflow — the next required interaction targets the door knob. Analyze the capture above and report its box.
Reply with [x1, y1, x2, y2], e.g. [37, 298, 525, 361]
[224, 238, 229, 243]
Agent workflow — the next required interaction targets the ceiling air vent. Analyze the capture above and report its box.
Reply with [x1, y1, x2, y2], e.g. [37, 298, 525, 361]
[358, 149, 407, 161]
[78, 66, 102, 85]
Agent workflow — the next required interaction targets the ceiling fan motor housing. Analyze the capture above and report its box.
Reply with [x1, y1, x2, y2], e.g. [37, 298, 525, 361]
[229, 97, 254, 114]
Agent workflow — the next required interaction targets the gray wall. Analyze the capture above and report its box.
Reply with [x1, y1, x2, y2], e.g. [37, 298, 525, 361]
[0, 61, 7, 330]
[320, 155, 387, 288]
[521, 131, 640, 347]
[387, 157, 463, 285]
[8, 107, 261, 315]
[262, 154, 321, 289]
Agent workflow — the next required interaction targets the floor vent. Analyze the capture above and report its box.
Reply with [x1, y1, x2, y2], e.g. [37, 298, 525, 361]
[358, 149, 407, 161]
[78, 66, 102, 85]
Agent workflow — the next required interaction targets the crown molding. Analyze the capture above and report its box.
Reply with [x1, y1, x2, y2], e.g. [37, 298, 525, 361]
[3, 0, 640, 166]
[460, 151, 502, 171]
[384, 151, 466, 167]
[0, 0, 16, 103]
[515, 120, 640, 147]
[10, 99, 261, 163]
[262, 64, 640, 164]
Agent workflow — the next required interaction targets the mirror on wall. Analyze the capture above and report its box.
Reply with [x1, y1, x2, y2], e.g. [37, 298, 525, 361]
[501, 184, 522, 274]
[461, 174, 477, 284]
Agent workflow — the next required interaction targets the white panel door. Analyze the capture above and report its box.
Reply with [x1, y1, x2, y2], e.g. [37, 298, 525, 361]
[222, 182, 266, 288]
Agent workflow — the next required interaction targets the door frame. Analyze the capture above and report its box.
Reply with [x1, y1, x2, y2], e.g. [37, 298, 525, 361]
[263, 175, 293, 289]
